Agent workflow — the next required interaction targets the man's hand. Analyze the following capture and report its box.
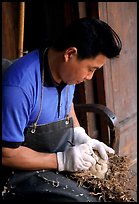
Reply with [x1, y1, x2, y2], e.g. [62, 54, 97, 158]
[74, 126, 115, 160]
[57, 143, 96, 172]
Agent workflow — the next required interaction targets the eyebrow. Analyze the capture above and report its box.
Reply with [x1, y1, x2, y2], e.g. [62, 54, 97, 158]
[90, 66, 100, 70]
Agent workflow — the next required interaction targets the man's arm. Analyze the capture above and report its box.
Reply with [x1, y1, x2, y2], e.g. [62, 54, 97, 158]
[2, 146, 57, 170]
[2, 144, 95, 173]
[69, 103, 80, 127]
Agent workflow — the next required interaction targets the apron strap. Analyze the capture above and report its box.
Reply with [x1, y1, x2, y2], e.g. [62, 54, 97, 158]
[30, 48, 46, 133]
[31, 48, 70, 133]
[65, 85, 70, 124]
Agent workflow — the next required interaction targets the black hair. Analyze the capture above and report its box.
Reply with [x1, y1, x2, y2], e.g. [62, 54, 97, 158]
[51, 17, 122, 59]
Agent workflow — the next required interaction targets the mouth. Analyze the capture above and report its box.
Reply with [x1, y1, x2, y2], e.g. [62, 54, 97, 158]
[76, 80, 84, 84]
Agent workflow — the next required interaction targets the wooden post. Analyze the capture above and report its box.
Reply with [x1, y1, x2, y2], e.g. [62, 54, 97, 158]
[18, 2, 25, 58]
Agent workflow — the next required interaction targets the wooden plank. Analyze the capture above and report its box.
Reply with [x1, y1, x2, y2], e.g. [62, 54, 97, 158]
[119, 113, 137, 160]
[2, 2, 19, 59]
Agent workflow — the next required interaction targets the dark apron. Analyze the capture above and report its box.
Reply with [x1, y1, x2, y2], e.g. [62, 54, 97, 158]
[23, 116, 74, 153]
[2, 49, 99, 202]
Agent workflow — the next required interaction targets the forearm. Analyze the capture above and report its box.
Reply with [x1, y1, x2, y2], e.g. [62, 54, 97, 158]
[2, 146, 57, 170]
[70, 103, 80, 127]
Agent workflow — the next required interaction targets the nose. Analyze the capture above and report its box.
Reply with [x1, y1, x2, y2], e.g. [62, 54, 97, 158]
[85, 72, 95, 80]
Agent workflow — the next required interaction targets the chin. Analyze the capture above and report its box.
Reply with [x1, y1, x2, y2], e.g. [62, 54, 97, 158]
[65, 80, 75, 85]
[76, 81, 83, 84]
[68, 82, 75, 85]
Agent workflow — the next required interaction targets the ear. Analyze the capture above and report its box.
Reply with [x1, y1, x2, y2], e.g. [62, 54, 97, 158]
[64, 47, 77, 62]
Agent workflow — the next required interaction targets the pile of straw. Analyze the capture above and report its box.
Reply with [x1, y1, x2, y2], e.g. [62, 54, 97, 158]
[66, 153, 136, 202]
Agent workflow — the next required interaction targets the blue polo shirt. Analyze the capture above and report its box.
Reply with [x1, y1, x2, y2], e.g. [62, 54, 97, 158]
[2, 49, 75, 147]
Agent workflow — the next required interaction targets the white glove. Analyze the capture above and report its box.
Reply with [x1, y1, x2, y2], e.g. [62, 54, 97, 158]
[74, 126, 115, 160]
[57, 143, 96, 172]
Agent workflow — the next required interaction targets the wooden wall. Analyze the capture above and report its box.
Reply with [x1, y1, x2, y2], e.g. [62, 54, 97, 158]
[98, 2, 137, 161]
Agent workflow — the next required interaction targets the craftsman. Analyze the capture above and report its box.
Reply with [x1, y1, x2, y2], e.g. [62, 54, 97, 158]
[2, 17, 122, 202]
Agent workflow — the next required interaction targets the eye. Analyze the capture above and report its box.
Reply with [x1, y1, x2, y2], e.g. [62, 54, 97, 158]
[89, 69, 94, 72]
[88, 68, 96, 73]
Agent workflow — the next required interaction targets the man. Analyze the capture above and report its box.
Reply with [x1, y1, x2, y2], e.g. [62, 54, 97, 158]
[2, 17, 122, 202]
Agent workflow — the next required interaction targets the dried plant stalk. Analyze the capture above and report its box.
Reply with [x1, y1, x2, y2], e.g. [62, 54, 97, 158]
[66, 153, 136, 202]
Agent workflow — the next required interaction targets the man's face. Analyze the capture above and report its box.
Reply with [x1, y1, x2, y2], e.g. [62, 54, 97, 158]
[59, 48, 107, 85]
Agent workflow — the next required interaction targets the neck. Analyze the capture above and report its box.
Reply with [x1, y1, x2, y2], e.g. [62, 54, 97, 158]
[47, 48, 62, 84]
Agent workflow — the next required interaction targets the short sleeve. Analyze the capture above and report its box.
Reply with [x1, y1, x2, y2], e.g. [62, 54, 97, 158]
[2, 85, 32, 146]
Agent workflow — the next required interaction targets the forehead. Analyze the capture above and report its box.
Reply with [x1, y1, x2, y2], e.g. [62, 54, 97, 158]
[81, 54, 107, 68]
[93, 54, 107, 62]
